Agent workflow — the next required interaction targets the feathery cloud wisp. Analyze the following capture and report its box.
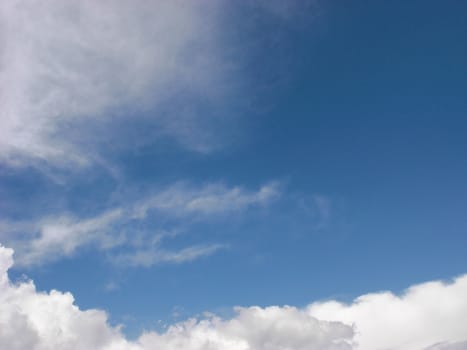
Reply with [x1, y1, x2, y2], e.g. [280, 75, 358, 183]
[1, 182, 279, 266]
[0, 0, 230, 167]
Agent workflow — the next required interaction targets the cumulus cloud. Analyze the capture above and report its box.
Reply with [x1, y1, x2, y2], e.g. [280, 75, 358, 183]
[0, 0, 230, 167]
[0, 245, 137, 350]
[138, 306, 353, 350]
[1, 182, 279, 266]
[1, 244, 467, 350]
[309, 277, 467, 350]
[0, 244, 353, 350]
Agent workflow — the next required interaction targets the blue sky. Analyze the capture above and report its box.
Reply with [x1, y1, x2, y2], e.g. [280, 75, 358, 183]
[0, 1, 466, 349]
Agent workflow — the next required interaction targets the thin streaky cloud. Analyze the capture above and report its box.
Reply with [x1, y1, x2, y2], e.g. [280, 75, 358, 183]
[112, 244, 227, 268]
[1, 181, 279, 267]
[132, 181, 281, 219]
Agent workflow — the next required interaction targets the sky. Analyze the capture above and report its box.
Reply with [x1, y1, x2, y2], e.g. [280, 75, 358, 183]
[0, 1, 466, 349]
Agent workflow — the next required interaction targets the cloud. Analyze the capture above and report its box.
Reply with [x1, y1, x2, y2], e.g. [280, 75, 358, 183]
[0, 244, 353, 350]
[308, 277, 467, 350]
[132, 181, 281, 219]
[1, 182, 279, 267]
[0, 245, 137, 350]
[138, 306, 353, 350]
[0, 0, 230, 167]
[113, 243, 226, 268]
[2, 244, 467, 349]
[9, 209, 124, 266]
[425, 342, 467, 350]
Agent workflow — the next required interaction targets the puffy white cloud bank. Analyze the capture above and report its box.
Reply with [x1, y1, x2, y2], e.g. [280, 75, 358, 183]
[309, 278, 467, 350]
[0, 244, 352, 350]
[1, 244, 467, 350]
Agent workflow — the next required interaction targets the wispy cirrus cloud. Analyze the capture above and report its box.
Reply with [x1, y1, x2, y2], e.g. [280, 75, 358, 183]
[132, 181, 281, 219]
[1, 182, 279, 267]
[0, 0, 233, 168]
[112, 243, 227, 268]
[4, 209, 124, 267]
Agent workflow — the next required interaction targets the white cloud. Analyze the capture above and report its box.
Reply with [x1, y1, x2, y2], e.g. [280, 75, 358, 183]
[1, 244, 467, 350]
[308, 276, 467, 350]
[113, 243, 226, 268]
[138, 306, 353, 350]
[2, 182, 279, 267]
[0, 0, 229, 167]
[132, 181, 281, 219]
[425, 342, 467, 350]
[12, 209, 124, 266]
[0, 244, 353, 350]
[0, 245, 138, 350]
